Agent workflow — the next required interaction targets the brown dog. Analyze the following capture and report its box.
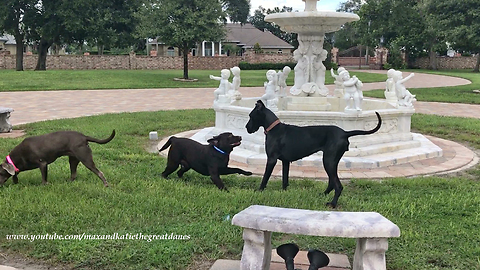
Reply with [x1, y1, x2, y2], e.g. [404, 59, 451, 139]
[159, 132, 252, 191]
[0, 130, 115, 186]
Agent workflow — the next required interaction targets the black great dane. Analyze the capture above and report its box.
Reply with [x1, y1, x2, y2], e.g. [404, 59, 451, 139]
[246, 100, 382, 208]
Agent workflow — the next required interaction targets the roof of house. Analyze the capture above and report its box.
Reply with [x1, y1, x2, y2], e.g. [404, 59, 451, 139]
[147, 23, 294, 50]
[225, 23, 294, 50]
[0, 34, 16, 45]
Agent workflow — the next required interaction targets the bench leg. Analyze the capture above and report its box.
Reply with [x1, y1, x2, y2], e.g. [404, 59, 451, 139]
[240, 228, 272, 270]
[353, 238, 388, 270]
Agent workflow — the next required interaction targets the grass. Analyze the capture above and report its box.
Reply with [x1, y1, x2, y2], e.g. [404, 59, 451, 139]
[0, 110, 480, 270]
[1, 69, 480, 269]
[363, 69, 480, 104]
[0, 69, 386, 91]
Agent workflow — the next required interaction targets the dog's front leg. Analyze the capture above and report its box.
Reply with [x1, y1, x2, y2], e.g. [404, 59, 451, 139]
[218, 167, 252, 176]
[208, 167, 228, 191]
[12, 175, 19, 184]
[259, 158, 277, 191]
[281, 161, 290, 190]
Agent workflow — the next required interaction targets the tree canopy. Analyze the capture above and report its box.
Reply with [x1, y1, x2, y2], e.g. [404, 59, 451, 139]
[337, 0, 480, 71]
[0, 0, 37, 70]
[248, 6, 298, 48]
[139, 0, 250, 79]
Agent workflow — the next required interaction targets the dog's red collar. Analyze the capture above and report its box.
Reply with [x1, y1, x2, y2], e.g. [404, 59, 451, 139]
[6, 155, 20, 173]
[264, 119, 281, 135]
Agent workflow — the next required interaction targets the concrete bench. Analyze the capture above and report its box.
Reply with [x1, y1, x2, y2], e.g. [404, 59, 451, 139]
[232, 205, 400, 270]
[0, 107, 13, 133]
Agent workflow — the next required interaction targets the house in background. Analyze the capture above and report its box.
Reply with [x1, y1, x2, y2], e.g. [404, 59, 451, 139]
[148, 23, 294, 57]
[0, 34, 16, 55]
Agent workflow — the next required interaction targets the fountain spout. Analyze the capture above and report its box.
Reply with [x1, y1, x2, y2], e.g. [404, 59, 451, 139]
[303, 0, 319, 11]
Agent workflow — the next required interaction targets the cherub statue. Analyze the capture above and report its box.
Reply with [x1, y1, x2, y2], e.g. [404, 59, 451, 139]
[331, 66, 346, 98]
[277, 66, 291, 97]
[313, 49, 329, 96]
[340, 69, 363, 112]
[290, 49, 309, 96]
[210, 69, 231, 103]
[384, 69, 397, 103]
[393, 70, 416, 107]
[261, 70, 279, 111]
[229, 66, 242, 101]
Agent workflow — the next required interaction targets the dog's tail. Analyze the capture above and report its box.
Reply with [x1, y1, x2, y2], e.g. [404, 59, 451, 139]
[159, 136, 175, 152]
[87, 130, 116, 144]
[344, 112, 382, 138]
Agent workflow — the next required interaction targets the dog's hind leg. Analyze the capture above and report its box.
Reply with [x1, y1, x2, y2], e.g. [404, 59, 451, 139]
[259, 158, 278, 191]
[74, 147, 109, 187]
[39, 162, 48, 185]
[176, 160, 190, 178]
[281, 160, 290, 190]
[323, 153, 344, 208]
[68, 156, 80, 182]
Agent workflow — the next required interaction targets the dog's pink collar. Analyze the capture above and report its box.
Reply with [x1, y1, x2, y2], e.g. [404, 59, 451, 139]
[6, 155, 20, 173]
[264, 119, 281, 135]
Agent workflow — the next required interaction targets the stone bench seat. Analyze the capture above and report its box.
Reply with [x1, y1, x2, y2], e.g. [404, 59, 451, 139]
[0, 107, 13, 133]
[232, 205, 400, 270]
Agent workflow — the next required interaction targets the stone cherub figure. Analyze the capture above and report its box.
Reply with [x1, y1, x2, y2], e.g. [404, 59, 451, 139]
[340, 69, 363, 112]
[229, 66, 242, 101]
[210, 69, 231, 103]
[331, 66, 346, 98]
[277, 66, 291, 97]
[393, 70, 416, 107]
[384, 68, 398, 103]
[313, 49, 329, 96]
[290, 49, 309, 96]
[261, 70, 279, 111]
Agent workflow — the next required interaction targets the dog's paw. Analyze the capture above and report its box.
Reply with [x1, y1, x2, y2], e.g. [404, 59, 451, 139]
[244, 171, 253, 176]
[326, 202, 337, 209]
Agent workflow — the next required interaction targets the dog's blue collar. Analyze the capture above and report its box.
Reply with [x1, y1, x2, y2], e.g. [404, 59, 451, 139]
[213, 145, 226, 155]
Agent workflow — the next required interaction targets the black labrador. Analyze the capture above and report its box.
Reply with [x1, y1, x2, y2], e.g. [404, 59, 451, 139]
[245, 100, 382, 207]
[159, 132, 252, 191]
[0, 130, 115, 186]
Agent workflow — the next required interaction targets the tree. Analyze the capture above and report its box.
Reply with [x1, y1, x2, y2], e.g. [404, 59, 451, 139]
[0, 0, 36, 71]
[25, 0, 141, 70]
[222, 0, 250, 25]
[248, 6, 298, 48]
[340, 0, 441, 68]
[428, 0, 480, 72]
[140, 0, 249, 80]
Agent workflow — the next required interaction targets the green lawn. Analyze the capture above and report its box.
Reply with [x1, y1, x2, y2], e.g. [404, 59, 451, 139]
[363, 69, 480, 104]
[0, 69, 479, 269]
[0, 110, 479, 270]
[0, 69, 386, 91]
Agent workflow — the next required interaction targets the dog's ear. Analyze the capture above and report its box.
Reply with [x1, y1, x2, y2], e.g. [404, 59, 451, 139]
[207, 136, 219, 145]
[1, 162, 15, 176]
[255, 100, 265, 110]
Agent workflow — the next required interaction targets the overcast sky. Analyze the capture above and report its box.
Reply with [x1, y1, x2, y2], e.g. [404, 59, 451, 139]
[249, 0, 341, 14]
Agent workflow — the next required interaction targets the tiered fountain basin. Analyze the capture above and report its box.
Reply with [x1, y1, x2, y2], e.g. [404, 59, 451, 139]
[265, 11, 359, 34]
[190, 97, 443, 170]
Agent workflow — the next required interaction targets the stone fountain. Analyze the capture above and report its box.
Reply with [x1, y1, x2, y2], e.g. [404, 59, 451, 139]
[190, 0, 442, 170]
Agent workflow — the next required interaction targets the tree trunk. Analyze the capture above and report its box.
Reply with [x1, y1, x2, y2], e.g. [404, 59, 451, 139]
[428, 49, 437, 70]
[474, 53, 480, 73]
[14, 34, 24, 71]
[183, 44, 189, 79]
[35, 39, 52, 71]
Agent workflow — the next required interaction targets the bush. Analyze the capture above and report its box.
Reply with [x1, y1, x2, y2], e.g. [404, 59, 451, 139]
[238, 62, 296, 70]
